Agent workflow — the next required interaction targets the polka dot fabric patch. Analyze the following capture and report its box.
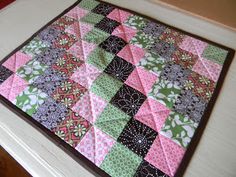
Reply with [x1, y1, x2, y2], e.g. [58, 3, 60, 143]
[0, 0, 234, 177]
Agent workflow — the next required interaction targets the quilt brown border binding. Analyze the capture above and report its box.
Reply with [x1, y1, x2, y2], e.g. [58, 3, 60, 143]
[0, 0, 235, 177]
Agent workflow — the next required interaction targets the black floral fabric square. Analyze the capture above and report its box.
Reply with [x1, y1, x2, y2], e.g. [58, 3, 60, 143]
[173, 90, 207, 123]
[0, 65, 13, 84]
[150, 40, 176, 60]
[95, 17, 120, 34]
[38, 26, 62, 46]
[110, 84, 146, 117]
[104, 56, 135, 82]
[134, 160, 169, 177]
[92, 3, 115, 16]
[160, 63, 191, 87]
[32, 68, 67, 96]
[35, 47, 65, 66]
[32, 97, 68, 130]
[142, 21, 166, 38]
[118, 119, 158, 158]
[99, 35, 127, 55]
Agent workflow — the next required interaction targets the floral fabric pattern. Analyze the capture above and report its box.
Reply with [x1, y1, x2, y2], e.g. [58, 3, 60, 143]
[53, 110, 91, 147]
[95, 17, 120, 34]
[99, 35, 127, 55]
[0, 65, 13, 84]
[104, 56, 135, 82]
[110, 84, 147, 117]
[13, 86, 48, 116]
[160, 111, 198, 148]
[118, 118, 158, 158]
[32, 97, 68, 130]
[0, 0, 233, 176]
[16, 59, 48, 84]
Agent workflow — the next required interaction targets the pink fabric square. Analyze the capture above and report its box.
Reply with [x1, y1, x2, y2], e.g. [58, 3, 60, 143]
[125, 67, 157, 95]
[3, 51, 31, 72]
[65, 6, 88, 20]
[179, 36, 207, 56]
[145, 135, 185, 177]
[0, 74, 28, 102]
[72, 91, 107, 123]
[117, 44, 145, 65]
[68, 40, 96, 61]
[65, 21, 81, 39]
[80, 22, 93, 39]
[135, 98, 170, 132]
[76, 126, 115, 166]
[112, 25, 137, 42]
[71, 63, 101, 89]
[107, 8, 132, 23]
[192, 57, 222, 82]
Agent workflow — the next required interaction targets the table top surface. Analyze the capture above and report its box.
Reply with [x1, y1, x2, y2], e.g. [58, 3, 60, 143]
[0, 1, 235, 177]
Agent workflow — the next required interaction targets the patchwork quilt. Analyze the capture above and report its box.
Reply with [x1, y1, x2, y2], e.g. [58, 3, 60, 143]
[0, 0, 234, 177]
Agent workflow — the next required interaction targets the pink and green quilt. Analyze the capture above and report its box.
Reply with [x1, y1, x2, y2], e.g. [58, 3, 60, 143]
[0, 0, 234, 177]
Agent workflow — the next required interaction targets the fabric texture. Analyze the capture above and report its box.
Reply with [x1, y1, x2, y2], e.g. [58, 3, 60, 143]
[0, 0, 233, 177]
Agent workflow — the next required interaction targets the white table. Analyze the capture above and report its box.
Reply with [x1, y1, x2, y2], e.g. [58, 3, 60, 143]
[0, 0, 235, 176]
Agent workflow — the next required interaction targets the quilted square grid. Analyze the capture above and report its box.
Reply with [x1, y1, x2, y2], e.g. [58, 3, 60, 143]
[0, 0, 234, 177]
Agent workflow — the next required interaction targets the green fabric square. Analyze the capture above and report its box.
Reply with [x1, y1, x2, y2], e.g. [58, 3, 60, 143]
[202, 44, 228, 65]
[100, 142, 142, 177]
[124, 15, 148, 30]
[80, 12, 104, 25]
[83, 28, 110, 44]
[95, 104, 130, 139]
[138, 51, 166, 76]
[87, 47, 114, 71]
[130, 31, 155, 49]
[13, 86, 48, 116]
[91, 73, 123, 101]
[16, 59, 48, 84]
[78, 0, 100, 11]
[21, 37, 49, 57]
[149, 78, 181, 109]
[160, 111, 198, 148]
